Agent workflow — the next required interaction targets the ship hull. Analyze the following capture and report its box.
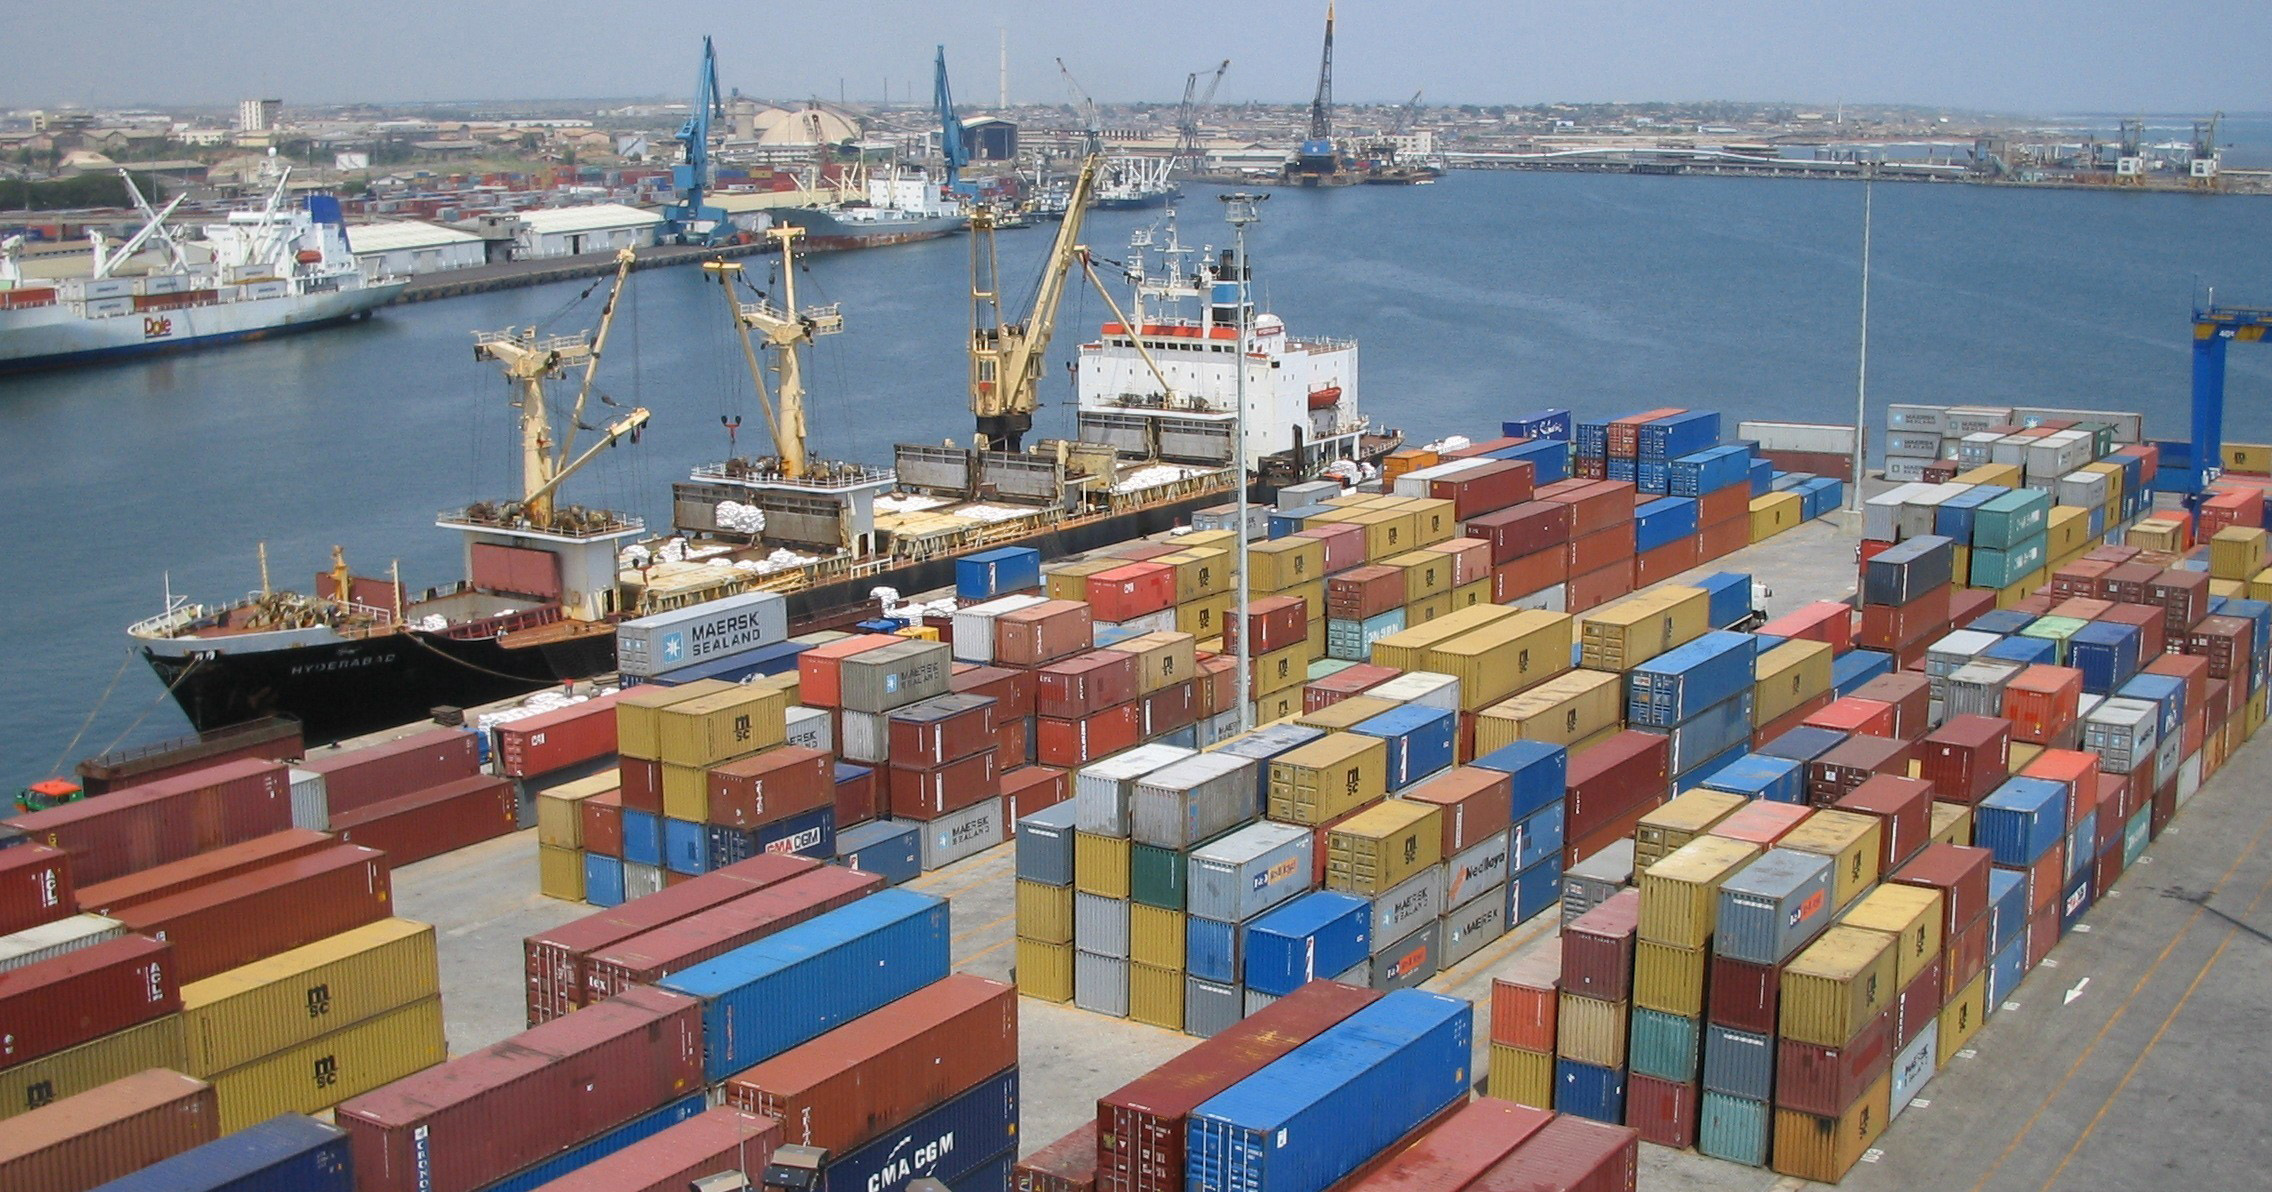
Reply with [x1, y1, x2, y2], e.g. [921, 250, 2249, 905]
[772, 209, 967, 252]
[0, 281, 406, 374]
[1093, 190, 1181, 210]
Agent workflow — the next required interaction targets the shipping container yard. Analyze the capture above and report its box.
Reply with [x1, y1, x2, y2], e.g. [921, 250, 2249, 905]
[9, 402, 2272, 1192]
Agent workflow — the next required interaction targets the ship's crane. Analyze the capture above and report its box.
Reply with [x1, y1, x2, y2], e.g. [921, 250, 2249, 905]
[968, 153, 1100, 451]
[665, 36, 730, 244]
[935, 46, 974, 195]
[708, 226, 843, 481]
[1176, 60, 1231, 172]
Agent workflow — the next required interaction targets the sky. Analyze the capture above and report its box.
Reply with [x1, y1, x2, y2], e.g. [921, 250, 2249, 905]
[3, 0, 2264, 115]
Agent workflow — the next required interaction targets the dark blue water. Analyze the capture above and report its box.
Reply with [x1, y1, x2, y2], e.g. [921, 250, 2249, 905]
[4, 170, 2269, 783]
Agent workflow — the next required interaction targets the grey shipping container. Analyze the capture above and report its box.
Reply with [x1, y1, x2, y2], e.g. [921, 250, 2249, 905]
[1702, 1024, 1776, 1101]
[839, 710, 889, 764]
[287, 767, 328, 831]
[1716, 848, 1835, 964]
[1075, 744, 1197, 837]
[1077, 892, 1133, 958]
[1889, 1021, 1939, 1120]
[1443, 831, 1512, 912]
[953, 595, 1047, 664]
[1185, 976, 1245, 1037]
[1561, 838, 1635, 924]
[1441, 884, 1508, 968]
[617, 591, 789, 677]
[1016, 803, 1080, 886]
[1075, 950, 1129, 1017]
[784, 706, 834, 753]
[1372, 866, 1444, 944]
[1368, 921, 1441, 991]
[623, 861, 665, 899]
[1130, 753, 1260, 850]
[1207, 724, 1326, 812]
[837, 639, 954, 714]
[920, 797, 1005, 870]
[1883, 430, 1944, 459]
[1885, 404, 1946, 434]
[1278, 480, 1342, 510]
[1187, 822, 1315, 922]
[0, 912, 125, 972]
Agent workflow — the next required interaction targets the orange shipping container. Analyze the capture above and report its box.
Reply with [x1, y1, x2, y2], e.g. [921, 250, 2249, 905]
[797, 635, 899, 708]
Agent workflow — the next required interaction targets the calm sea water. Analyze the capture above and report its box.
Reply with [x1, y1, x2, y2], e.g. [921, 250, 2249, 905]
[4, 169, 2269, 782]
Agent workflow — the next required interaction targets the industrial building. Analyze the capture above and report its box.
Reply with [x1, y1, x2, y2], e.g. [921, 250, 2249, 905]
[512, 204, 664, 259]
[345, 220, 487, 280]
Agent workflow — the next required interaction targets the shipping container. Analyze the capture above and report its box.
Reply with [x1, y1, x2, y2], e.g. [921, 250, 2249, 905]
[583, 867, 885, 1002]
[91, 1113, 352, 1192]
[115, 845, 393, 984]
[616, 591, 789, 677]
[1716, 849, 1835, 965]
[300, 731, 478, 816]
[0, 1067, 216, 1190]
[1561, 889, 1639, 1002]
[1243, 893, 1373, 997]
[527, 1107, 782, 1192]
[7, 759, 293, 885]
[329, 776, 516, 867]
[177, 916, 436, 1078]
[818, 1068, 1018, 1192]
[1187, 823, 1316, 923]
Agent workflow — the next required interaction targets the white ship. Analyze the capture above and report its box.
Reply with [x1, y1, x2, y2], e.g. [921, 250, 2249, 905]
[0, 169, 404, 373]
[773, 167, 968, 251]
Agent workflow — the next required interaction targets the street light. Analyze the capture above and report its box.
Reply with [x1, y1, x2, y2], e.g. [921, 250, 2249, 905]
[1850, 166, 1874, 514]
[1222, 191, 1266, 732]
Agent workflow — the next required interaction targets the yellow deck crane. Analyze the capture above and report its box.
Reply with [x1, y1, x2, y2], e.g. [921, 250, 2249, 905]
[708, 224, 843, 480]
[968, 153, 1100, 452]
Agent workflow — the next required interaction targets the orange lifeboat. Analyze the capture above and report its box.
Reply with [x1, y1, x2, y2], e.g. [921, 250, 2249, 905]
[296, 249, 323, 264]
[1308, 385, 1342, 411]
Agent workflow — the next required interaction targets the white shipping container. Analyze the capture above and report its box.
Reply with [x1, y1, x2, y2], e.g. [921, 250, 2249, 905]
[622, 861, 665, 899]
[921, 796, 1006, 870]
[2013, 407, 2144, 444]
[1883, 458, 1936, 483]
[952, 594, 1047, 664]
[1925, 630, 2002, 683]
[1371, 865, 1445, 944]
[287, 766, 329, 831]
[1989, 436, 2032, 468]
[1277, 480, 1342, 511]
[1883, 430, 1945, 460]
[1944, 406, 2016, 436]
[1945, 659, 2024, 719]
[1393, 458, 1488, 497]
[1129, 752, 1260, 850]
[1365, 671, 1461, 713]
[2058, 471, 2111, 511]
[1897, 483, 1968, 540]
[1956, 431, 2006, 467]
[1865, 483, 1933, 542]
[1739, 421, 1860, 455]
[0, 913, 126, 972]
[840, 709, 889, 763]
[784, 705, 833, 753]
[1073, 743, 1196, 836]
[616, 591, 789, 677]
[1506, 583, 1567, 613]
[1096, 609, 1177, 641]
[2025, 433, 2094, 487]
[1885, 404, 1947, 434]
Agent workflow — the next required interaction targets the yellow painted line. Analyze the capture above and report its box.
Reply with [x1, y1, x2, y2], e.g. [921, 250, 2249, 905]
[1965, 805, 2272, 1192]
[912, 854, 1016, 899]
[2035, 861, 2272, 1190]
[960, 934, 1016, 966]
[953, 910, 1017, 945]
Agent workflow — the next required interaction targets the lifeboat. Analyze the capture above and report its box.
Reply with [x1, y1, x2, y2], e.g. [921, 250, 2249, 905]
[1308, 385, 1343, 411]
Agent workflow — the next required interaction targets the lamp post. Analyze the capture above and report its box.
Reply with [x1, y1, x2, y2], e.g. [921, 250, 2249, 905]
[1222, 191, 1265, 731]
[1850, 166, 1874, 514]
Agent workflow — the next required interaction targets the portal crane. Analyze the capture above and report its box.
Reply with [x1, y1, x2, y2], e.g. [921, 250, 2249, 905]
[1176, 60, 1231, 171]
[2179, 303, 2272, 494]
[708, 226, 843, 480]
[1057, 58, 1103, 155]
[968, 153, 1099, 451]
[666, 37, 730, 244]
[1300, 5, 1338, 162]
[2190, 113, 2223, 189]
[935, 46, 974, 195]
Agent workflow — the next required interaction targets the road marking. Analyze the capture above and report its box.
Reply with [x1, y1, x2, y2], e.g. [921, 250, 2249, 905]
[952, 910, 1016, 945]
[960, 934, 1015, 966]
[2072, 923, 2093, 933]
[2040, 958, 2059, 968]
[2063, 978, 2090, 1005]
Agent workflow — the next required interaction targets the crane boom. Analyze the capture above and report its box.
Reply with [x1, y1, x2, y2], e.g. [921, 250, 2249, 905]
[935, 46, 971, 193]
[969, 154, 1100, 451]
[668, 37, 727, 243]
[1308, 4, 1335, 143]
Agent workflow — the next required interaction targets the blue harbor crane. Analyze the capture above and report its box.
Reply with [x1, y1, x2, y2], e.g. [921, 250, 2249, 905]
[935, 45, 976, 196]
[1288, 4, 1353, 185]
[665, 36, 730, 244]
[2169, 303, 2272, 494]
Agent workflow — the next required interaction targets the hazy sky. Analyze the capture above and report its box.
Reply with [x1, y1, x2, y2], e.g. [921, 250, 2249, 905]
[4, 0, 2262, 115]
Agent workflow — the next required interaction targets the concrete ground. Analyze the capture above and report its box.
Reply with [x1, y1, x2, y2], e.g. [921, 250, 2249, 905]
[392, 503, 2272, 1188]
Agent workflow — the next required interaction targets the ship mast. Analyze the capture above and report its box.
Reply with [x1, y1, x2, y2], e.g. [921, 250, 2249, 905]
[472, 246, 650, 528]
[708, 225, 842, 480]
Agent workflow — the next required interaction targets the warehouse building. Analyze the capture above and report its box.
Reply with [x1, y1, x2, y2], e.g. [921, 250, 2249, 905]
[345, 220, 487, 280]
[513, 204, 663, 259]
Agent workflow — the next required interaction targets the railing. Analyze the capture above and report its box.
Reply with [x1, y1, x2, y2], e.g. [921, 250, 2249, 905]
[473, 329, 588, 354]
[688, 461, 894, 490]
[126, 603, 209, 640]
[736, 299, 843, 336]
[438, 506, 644, 538]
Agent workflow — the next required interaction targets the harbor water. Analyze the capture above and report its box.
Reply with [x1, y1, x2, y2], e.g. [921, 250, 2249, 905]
[3, 170, 2269, 782]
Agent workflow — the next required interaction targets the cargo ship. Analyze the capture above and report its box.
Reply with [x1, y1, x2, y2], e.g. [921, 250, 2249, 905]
[773, 168, 968, 251]
[0, 170, 403, 373]
[1092, 157, 1181, 209]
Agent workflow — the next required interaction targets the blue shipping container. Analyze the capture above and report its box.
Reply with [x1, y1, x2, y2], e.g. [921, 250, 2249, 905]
[707, 806, 836, 869]
[1634, 497, 1700, 553]
[1492, 438, 1569, 485]
[1986, 932, 2029, 1009]
[478, 1094, 705, 1192]
[582, 854, 625, 907]
[1187, 916, 1241, 984]
[2060, 869, 2095, 932]
[1968, 609, 2035, 636]
[1510, 857, 1563, 924]
[1974, 778, 2068, 866]
[1627, 632, 1755, 727]
[1504, 408, 1574, 441]
[1270, 505, 1333, 539]
[1701, 753, 1807, 805]
[1575, 420, 1610, 458]
[1696, 1091, 1770, 1168]
[1752, 726, 1849, 765]
[1677, 743, 1752, 793]
[836, 819, 923, 885]
[1748, 457, 1773, 497]
[1350, 705, 1457, 790]
[1243, 891, 1373, 996]
[660, 888, 951, 1082]
[1629, 1008, 1701, 1083]
[1640, 410, 1720, 459]
[1606, 458, 1636, 483]
[1649, 693, 1756, 775]
[621, 809, 662, 867]
[2117, 673, 2186, 741]
[92, 1114, 353, 1192]
[1553, 1059, 1628, 1123]
[1988, 867, 2029, 951]
[1701, 1024, 1775, 1101]
[2072, 623, 2144, 695]
[1186, 990, 1473, 1192]
[957, 547, 1043, 603]
[1636, 458, 1671, 495]
[1798, 477, 1843, 521]
[1469, 740, 1568, 820]
[1934, 485, 2004, 543]
[662, 817, 711, 876]
[1514, 801, 1565, 871]
[1830, 649, 1894, 696]
[822, 1069, 1019, 1192]
[1693, 572, 1753, 629]
[2066, 811, 2098, 881]
[1670, 445, 1752, 498]
[1982, 635, 2057, 666]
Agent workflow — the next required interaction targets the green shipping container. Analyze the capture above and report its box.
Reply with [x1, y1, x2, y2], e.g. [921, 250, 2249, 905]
[1131, 844, 1188, 910]
[2018, 615, 2087, 663]
[1972, 489, 2052, 551]
[1970, 535, 2047, 589]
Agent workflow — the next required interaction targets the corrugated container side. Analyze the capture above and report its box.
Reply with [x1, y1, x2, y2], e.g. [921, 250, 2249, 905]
[525, 1108, 782, 1192]
[178, 917, 437, 1077]
[90, 1113, 353, 1192]
[0, 1015, 190, 1120]
[206, 995, 448, 1134]
[0, 1068, 217, 1191]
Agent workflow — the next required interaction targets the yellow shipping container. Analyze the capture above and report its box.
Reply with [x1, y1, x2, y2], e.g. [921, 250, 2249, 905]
[1128, 963, 1185, 1031]
[1750, 493, 1803, 541]
[1752, 640, 1836, 727]
[178, 919, 436, 1078]
[1251, 642, 1313, 698]
[1556, 991, 1629, 1068]
[207, 995, 447, 1134]
[657, 685, 788, 768]
[1632, 940, 1710, 1018]
[1253, 688, 1302, 725]
[1155, 547, 1232, 602]
[1180, 529, 1240, 554]
[660, 763, 707, 822]
[1119, 631, 1199, 695]
[750, 669, 801, 705]
[1634, 790, 1750, 870]
[1017, 880, 1075, 944]
[2127, 518, 2186, 553]
[1954, 462, 2022, 487]
[615, 680, 734, 761]
[538, 845, 585, 901]
[1177, 594, 1232, 639]
[2226, 442, 2272, 473]
[2047, 505, 2091, 555]
[1450, 579, 1493, 610]
[1131, 905, 1186, 970]
[1298, 695, 1401, 732]
[1280, 580, 1328, 629]
[1637, 835, 1761, 949]
[1047, 559, 1120, 603]
[1383, 448, 1438, 481]
[1074, 833, 1133, 899]
[1369, 605, 1519, 673]
[1486, 1043, 1555, 1108]
[1327, 800, 1446, 896]
[1421, 609, 1575, 711]
[534, 772, 615, 848]
[1993, 571, 2042, 608]
[1771, 1071, 1890, 1184]
[2211, 527, 2268, 581]
[1778, 810, 1884, 911]
[1248, 538, 1327, 592]
[2211, 578, 2245, 599]
[1930, 801, 1973, 847]
[1780, 926, 1897, 1048]
[1578, 587, 1708, 671]
[1839, 884, 1945, 987]
[1406, 594, 1451, 625]
[1400, 497, 1459, 546]
[1268, 733, 1390, 825]
[1382, 550, 1456, 605]
[1953, 544, 1973, 585]
[0, 1014, 190, 1120]
[1938, 971, 1988, 1064]
[2081, 460, 2126, 506]
[2008, 742, 2044, 773]
[1345, 507, 1419, 561]
[1473, 670, 1622, 753]
[1015, 940, 1074, 1002]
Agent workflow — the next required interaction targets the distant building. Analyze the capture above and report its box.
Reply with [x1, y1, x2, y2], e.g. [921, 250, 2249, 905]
[239, 98, 282, 133]
[346, 220, 487, 280]
[513, 204, 663, 259]
[961, 117, 1017, 161]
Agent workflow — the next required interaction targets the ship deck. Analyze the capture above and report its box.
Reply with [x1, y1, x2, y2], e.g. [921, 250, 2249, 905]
[373, 496, 2272, 1191]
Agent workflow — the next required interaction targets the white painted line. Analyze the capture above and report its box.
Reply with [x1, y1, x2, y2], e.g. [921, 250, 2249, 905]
[2002, 1001, 2023, 1011]
[2075, 923, 2094, 933]
[2064, 976, 2091, 1005]
[1910, 1098, 1932, 1109]
[1958, 1048, 1980, 1059]
[2042, 958, 2060, 968]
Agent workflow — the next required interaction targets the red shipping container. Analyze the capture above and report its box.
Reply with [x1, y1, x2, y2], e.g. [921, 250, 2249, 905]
[2047, 596, 2114, 623]
[1566, 558, 1635, 613]
[1002, 765, 1073, 826]
[1890, 843, 1994, 936]
[2020, 846, 2063, 915]
[1708, 954, 1781, 1034]
[0, 934, 178, 1069]
[1606, 409, 1683, 456]
[2099, 562, 2161, 605]
[79, 721, 302, 797]
[1020, 1121, 1099, 1192]
[522, 853, 819, 1024]
[1489, 948, 1562, 1051]
[2201, 488, 2261, 531]
[1565, 732, 1670, 846]
[888, 749, 1001, 820]
[495, 691, 624, 778]
[1470, 1114, 1638, 1192]
[1750, 693, 1833, 750]
[338, 984, 705, 1192]
[1139, 682, 1199, 739]
[2183, 615, 2251, 680]
[1698, 483, 1750, 528]
[2143, 653, 2211, 717]
[1776, 1011, 1892, 1116]
[581, 867, 884, 1001]
[1833, 775, 1934, 872]
[1894, 956, 1944, 1048]
[1860, 590, 1950, 651]
[1036, 703, 1143, 768]
[1037, 652, 1142, 720]
[1351, 1097, 1556, 1192]
[1095, 980, 1382, 1192]
[6, 758, 293, 885]
[1561, 889, 1640, 1002]
[533, 1108, 781, 1192]
[1803, 697, 1897, 739]
[1493, 549, 1570, 604]
[1571, 456, 1606, 480]
[2019, 749, 2097, 827]
[2084, 542, 2144, 566]
[618, 757, 663, 815]
[1303, 664, 1398, 712]
[1195, 655, 1240, 717]
[1917, 715, 2011, 804]
[2101, 602, 2167, 658]
[1564, 795, 1659, 872]
[952, 665, 1038, 720]
[1943, 911, 1990, 998]
[0, 1067, 218, 1190]
[114, 844, 393, 983]
[1806, 735, 1914, 807]
[1634, 537, 1700, 588]
[1402, 767, 1514, 856]
[1326, 1099, 1468, 1192]
[330, 776, 516, 867]
[1709, 801, 1814, 849]
[2001, 666, 2083, 745]
[0, 844, 74, 934]
[997, 714, 1032, 768]
[1946, 587, 1998, 630]
[2148, 569, 2210, 635]
[796, 635, 899, 708]
[1225, 596, 1308, 656]
[834, 765, 877, 831]
[1090, 563, 1178, 623]
[1294, 522, 1368, 575]
[1623, 1073, 1697, 1150]
[722, 974, 1014, 1152]
[709, 747, 835, 828]
[582, 790, 625, 857]
[301, 730, 477, 816]
[1565, 523, 1636, 576]
[1429, 537, 1495, 587]
[1539, 479, 1637, 534]
[1468, 501, 1573, 566]
[1431, 459, 1537, 519]
[1327, 567, 1407, 621]
[75, 829, 335, 916]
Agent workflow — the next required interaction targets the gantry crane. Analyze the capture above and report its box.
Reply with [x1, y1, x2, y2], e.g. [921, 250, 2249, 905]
[708, 226, 843, 480]
[2179, 303, 2272, 494]
[968, 154, 1100, 451]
